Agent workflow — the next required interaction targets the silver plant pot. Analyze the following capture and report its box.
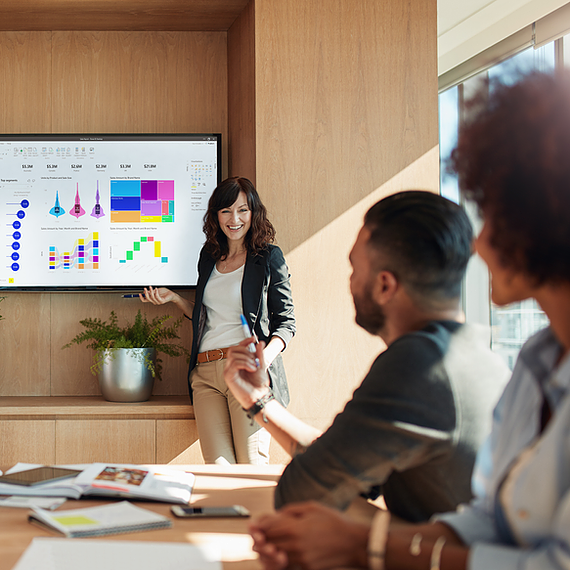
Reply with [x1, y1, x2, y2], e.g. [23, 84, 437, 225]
[98, 348, 156, 402]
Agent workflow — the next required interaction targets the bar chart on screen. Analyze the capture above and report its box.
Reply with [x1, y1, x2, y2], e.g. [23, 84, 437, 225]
[49, 233, 100, 271]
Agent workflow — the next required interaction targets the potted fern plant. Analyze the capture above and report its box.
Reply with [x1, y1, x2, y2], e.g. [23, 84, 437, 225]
[63, 310, 190, 402]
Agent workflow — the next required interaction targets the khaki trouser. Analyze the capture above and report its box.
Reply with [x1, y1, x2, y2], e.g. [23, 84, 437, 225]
[190, 359, 271, 465]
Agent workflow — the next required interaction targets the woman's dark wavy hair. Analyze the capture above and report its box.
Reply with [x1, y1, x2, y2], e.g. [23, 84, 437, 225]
[203, 176, 275, 260]
[451, 70, 570, 285]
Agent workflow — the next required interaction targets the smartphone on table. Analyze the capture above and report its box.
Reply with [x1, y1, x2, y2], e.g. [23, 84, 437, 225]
[171, 505, 250, 518]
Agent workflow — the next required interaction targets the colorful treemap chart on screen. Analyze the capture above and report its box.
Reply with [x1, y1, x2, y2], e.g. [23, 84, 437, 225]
[0, 134, 220, 289]
[110, 180, 175, 223]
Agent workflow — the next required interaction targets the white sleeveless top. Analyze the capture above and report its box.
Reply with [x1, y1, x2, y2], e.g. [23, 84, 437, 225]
[199, 264, 246, 352]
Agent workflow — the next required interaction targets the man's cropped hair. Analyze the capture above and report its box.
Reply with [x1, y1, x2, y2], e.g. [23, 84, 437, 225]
[364, 190, 473, 303]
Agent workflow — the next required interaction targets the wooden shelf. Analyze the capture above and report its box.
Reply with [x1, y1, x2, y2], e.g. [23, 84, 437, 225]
[0, 396, 194, 421]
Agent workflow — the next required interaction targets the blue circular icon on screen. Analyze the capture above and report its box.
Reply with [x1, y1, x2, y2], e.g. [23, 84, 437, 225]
[12, 221, 21, 229]
[13, 231, 21, 240]
[11, 252, 19, 261]
[20, 200, 29, 208]
[12, 242, 20, 250]
[11, 263, 20, 271]
[17, 210, 25, 219]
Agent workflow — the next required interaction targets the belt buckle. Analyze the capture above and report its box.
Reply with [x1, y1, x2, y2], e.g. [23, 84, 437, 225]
[208, 348, 224, 362]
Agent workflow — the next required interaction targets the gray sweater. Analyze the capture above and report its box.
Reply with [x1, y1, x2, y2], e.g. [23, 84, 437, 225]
[275, 321, 510, 522]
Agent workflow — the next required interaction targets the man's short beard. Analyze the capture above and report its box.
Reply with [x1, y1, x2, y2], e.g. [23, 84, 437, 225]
[353, 280, 386, 336]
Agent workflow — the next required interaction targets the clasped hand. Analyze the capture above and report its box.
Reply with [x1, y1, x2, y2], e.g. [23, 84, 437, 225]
[250, 502, 370, 570]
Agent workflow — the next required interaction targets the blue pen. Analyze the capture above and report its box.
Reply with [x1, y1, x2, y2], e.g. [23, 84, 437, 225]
[240, 314, 260, 365]
[122, 293, 141, 298]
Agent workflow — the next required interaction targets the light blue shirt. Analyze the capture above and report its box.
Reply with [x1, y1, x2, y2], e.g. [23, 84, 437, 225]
[437, 326, 570, 570]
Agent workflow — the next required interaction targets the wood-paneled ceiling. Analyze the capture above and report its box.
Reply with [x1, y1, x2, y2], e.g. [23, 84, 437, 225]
[0, 0, 251, 31]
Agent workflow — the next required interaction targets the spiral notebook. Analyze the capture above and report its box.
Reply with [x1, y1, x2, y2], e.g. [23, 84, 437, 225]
[28, 501, 172, 538]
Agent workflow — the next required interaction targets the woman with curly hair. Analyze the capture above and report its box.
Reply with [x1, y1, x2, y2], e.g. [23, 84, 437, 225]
[247, 71, 570, 570]
[141, 176, 295, 464]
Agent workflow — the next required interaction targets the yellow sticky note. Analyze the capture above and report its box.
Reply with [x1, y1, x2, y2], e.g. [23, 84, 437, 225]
[53, 515, 98, 526]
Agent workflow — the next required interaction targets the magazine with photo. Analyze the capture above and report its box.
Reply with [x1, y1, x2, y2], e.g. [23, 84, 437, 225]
[0, 463, 194, 504]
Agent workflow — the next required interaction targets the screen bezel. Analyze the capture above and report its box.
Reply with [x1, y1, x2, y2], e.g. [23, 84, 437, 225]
[0, 132, 222, 292]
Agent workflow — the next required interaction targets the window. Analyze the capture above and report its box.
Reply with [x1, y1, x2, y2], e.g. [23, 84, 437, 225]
[439, 36, 561, 369]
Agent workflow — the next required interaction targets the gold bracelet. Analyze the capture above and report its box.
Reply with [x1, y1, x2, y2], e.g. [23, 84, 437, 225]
[409, 533, 422, 556]
[368, 510, 391, 570]
[430, 536, 446, 570]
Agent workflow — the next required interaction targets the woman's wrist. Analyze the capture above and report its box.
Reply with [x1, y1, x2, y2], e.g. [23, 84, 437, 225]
[173, 294, 194, 317]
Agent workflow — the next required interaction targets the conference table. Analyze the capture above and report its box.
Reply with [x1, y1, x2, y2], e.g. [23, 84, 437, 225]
[0, 464, 286, 570]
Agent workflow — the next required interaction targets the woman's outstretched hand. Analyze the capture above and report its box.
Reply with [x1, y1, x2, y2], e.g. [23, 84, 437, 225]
[139, 286, 176, 305]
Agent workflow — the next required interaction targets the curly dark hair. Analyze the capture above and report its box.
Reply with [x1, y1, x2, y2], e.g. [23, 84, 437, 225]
[451, 70, 570, 285]
[202, 176, 275, 260]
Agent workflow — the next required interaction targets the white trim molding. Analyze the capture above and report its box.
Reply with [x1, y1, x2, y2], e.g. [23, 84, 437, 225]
[438, 0, 568, 75]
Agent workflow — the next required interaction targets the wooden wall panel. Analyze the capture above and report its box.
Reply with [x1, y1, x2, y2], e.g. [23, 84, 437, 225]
[268, 437, 290, 466]
[254, 0, 439, 424]
[52, 292, 194, 396]
[156, 419, 204, 464]
[55, 419, 155, 464]
[51, 31, 228, 179]
[228, 0, 256, 181]
[0, 294, 51, 396]
[255, 0, 438, 253]
[0, 32, 52, 133]
[0, 420, 55, 471]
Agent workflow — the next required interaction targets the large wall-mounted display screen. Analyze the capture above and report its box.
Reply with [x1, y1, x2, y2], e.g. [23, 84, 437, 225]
[0, 133, 221, 290]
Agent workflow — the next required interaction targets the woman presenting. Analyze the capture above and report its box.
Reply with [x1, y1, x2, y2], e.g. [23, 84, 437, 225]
[141, 176, 295, 465]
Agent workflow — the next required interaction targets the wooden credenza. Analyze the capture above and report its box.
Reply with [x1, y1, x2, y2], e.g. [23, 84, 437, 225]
[0, 396, 205, 473]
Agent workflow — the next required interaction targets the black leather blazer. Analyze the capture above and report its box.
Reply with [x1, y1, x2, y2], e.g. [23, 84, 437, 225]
[188, 244, 296, 406]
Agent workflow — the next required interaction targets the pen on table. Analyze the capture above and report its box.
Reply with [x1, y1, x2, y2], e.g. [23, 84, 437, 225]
[240, 314, 260, 366]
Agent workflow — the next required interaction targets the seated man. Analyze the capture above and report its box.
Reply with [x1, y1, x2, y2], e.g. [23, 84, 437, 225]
[224, 190, 509, 522]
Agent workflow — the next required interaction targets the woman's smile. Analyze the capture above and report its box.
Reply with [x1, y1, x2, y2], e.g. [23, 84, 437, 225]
[218, 191, 252, 244]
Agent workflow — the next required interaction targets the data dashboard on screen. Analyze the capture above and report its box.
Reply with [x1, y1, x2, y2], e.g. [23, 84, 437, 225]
[0, 133, 221, 290]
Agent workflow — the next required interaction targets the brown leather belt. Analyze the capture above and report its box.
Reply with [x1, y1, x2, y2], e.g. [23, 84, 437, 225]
[197, 347, 230, 364]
